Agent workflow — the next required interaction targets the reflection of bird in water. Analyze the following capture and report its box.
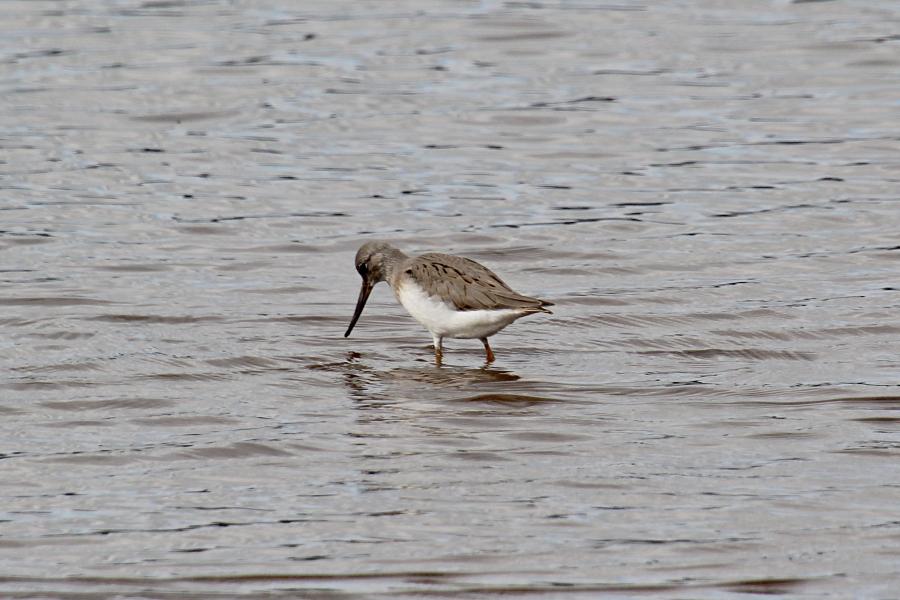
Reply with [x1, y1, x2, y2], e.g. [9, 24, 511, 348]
[336, 352, 522, 412]
[386, 365, 521, 386]
[344, 241, 553, 365]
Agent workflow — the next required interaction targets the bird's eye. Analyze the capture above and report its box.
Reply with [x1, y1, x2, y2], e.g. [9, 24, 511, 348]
[357, 263, 368, 275]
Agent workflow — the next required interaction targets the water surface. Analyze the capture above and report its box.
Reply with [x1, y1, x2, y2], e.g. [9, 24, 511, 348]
[2, 0, 900, 597]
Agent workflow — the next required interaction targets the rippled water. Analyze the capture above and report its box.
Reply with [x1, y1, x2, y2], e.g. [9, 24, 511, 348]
[2, 0, 900, 597]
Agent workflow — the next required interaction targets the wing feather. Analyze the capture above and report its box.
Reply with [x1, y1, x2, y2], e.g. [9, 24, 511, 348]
[406, 253, 553, 312]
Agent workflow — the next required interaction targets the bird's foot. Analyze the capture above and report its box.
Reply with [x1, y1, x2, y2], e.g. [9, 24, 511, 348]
[481, 338, 495, 363]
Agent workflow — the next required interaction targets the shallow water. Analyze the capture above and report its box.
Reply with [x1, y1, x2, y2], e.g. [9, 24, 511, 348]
[2, 0, 900, 597]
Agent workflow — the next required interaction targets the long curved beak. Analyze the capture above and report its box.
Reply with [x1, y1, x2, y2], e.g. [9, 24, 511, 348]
[344, 277, 374, 337]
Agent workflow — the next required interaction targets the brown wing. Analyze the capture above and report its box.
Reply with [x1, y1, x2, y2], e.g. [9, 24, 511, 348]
[406, 253, 553, 312]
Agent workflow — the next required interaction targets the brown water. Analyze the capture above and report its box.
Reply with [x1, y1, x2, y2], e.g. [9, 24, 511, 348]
[2, 1, 900, 597]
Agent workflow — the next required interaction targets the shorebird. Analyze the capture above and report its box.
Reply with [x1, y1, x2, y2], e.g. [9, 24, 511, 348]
[344, 241, 553, 364]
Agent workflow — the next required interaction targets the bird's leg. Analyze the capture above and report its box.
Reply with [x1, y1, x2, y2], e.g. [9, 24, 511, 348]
[481, 338, 495, 363]
[432, 335, 443, 367]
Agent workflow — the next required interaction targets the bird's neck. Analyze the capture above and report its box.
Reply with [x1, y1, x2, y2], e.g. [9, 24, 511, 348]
[380, 247, 409, 284]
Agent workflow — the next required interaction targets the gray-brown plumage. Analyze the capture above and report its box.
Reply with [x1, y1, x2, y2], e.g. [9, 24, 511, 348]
[407, 253, 553, 313]
[345, 241, 553, 365]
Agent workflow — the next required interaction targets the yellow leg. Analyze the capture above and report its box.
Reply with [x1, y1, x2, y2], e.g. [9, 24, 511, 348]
[481, 338, 495, 363]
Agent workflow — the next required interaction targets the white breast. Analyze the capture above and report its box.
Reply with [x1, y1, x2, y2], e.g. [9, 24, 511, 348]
[395, 281, 524, 340]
